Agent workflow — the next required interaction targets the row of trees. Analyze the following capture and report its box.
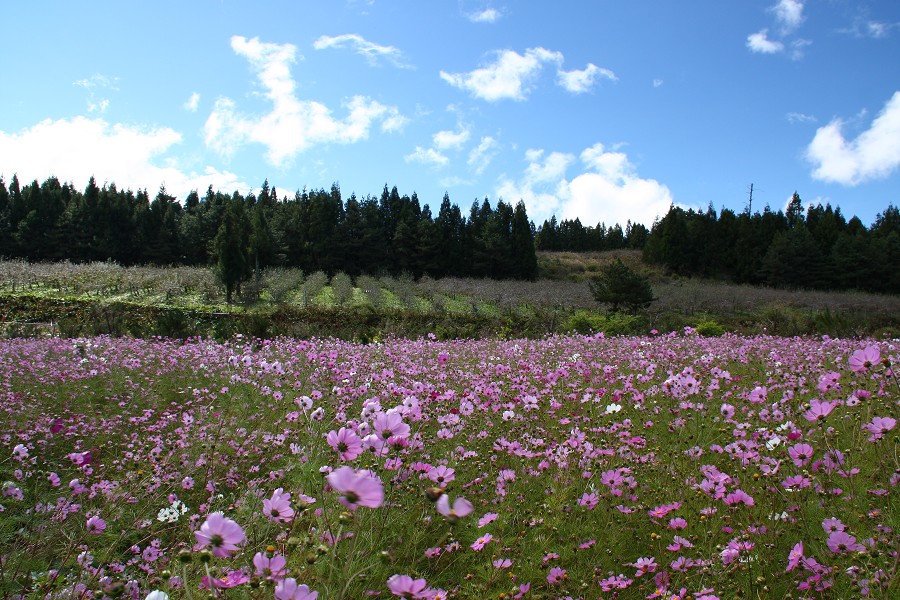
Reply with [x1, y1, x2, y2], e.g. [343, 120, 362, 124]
[642, 193, 900, 293]
[0, 175, 539, 295]
[534, 216, 649, 252]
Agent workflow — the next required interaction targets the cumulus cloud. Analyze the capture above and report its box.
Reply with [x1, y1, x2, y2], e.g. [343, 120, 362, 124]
[205, 36, 405, 167]
[557, 63, 617, 94]
[0, 116, 246, 200]
[468, 136, 498, 175]
[496, 143, 672, 227]
[405, 146, 449, 167]
[184, 92, 200, 112]
[433, 127, 471, 150]
[806, 91, 900, 185]
[747, 29, 784, 54]
[313, 33, 410, 68]
[441, 47, 614, 100]
[771, 0, 804, 32]
[468, 8, 501, 23]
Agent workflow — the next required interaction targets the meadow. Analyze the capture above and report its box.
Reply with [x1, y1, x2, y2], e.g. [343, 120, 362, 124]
[2, 330, 897, 599]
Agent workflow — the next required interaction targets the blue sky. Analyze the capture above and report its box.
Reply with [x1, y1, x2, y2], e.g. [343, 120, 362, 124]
[1, 0, 898, 228]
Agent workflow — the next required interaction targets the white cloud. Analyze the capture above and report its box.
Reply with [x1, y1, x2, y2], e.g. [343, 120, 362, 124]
[433, 127, 471, 150]
[806, 91, 900, 185]
[440, 47, 564, 101]
[468, 8, 500, 23]
[653, 79, 664, 88]
[0, 116, 246, 200]
[405, 146, 449, 167]
[496, 143, 672, 227]
[184, 92, 200, 112]
[747, 29, 784, 54]
[468, 136, 498, 175]
[204, 36, 405, 167]
[557, 63, 617, 94]
[771, 0, 804, 32]
[786, 111, 816, 124]
[73, 74, 117, 113]
[313, 33, 410, 68]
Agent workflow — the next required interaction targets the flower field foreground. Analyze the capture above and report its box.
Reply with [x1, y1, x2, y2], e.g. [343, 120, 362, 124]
[1, 332, 898, 599]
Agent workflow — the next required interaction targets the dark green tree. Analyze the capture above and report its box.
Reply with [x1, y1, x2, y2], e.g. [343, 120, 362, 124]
[213, 201, 250, 303]
[588, 258, 655, 313]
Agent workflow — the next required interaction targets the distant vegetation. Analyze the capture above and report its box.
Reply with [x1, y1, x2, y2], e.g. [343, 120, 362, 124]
[538, 192, 900, 294]
[1, 253, 898, 341]
[0, 175, 538, 292]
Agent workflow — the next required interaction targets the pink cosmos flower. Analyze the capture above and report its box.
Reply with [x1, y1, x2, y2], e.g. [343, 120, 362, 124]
[849, 346, 880, 373]
[788, 442, 814, 467]
[263, 488, 295, 523]
[274, 578, 318, 600]
[426, 465, 455, 487]
[478, 512, 498, 528]
[631, 556, 657, 577]
[194, 512, 246, 558]
[803, 399, 836, 422]
[253, 552, 288, 580]
[827, 530, 863, 554]
[723, 489, 754, 507]
[326, 466, 384, 511]
[326, 427, 363, 461]
[436, 494, 473, 522]
[547, 566, 567, 585]
[386, 574, 430, 598]
[864, 416, 896, 442]
[199, 570, 250, 589]
[471, 533, 493, 551]
[373, 412, 411, 441]
[86, 515, 106, 535]
[821, 517, 845, 534]
[785, 541, 804, 572]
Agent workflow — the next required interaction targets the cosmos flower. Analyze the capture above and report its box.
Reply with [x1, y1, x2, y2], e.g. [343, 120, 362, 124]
[326, 427, 363, 461]
[326, 466, 384, 510]
[386, 574, 430, 598]
[263, 488, 295, 523]
[274, 578, 318, 600]
[435, 494, 473, 522]
[194, 512, 246, 558]
[849, 346, 880, 373]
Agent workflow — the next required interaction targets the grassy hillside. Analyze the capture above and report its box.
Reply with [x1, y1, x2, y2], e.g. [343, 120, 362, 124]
[1, 256, 898, 339]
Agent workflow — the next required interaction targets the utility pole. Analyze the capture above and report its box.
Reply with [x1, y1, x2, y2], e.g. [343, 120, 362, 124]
[747, 183, 754, 214]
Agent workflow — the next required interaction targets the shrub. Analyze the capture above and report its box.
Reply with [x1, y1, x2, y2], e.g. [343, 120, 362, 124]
[694, 319, 726, 337]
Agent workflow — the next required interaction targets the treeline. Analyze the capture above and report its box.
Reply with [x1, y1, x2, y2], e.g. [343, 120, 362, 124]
[0, 174, 538, 282]
[534, 216, 650, 252]
[642, 193, 900, 293]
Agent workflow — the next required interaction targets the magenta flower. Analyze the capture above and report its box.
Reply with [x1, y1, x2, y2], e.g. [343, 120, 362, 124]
[864, 416, 896, 442]
[253, 552, 288, 580]
[274, 578, 318, 600]
[194, 512, 246, 558]
[849, 346, 880, 372]
[435, 494, 473, 522]
[788, 443, 814, 467]
[803, 398, 836, 422]
[426, 465, 455, 487]
[547, 566, 567, 585]
[326, 466, 384, 510]
[373, 412, 411, 441]
[723, 489, 754, 507]
[827, 530, 863, 554]
[470, 533, 493, 551]
[263, 488, 295, 523]
[785, 541, 804, 572]
[86, 515, 106, 534]
[386, 574, 430, 598]
[326, 427, 363, 461]
[199, 570, 250, 589]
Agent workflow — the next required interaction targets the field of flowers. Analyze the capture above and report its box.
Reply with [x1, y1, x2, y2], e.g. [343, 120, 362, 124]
[1, 331, 897, 599]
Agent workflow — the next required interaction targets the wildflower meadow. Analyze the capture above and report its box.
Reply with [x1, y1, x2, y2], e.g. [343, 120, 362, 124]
[1, 330, 897, 599]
